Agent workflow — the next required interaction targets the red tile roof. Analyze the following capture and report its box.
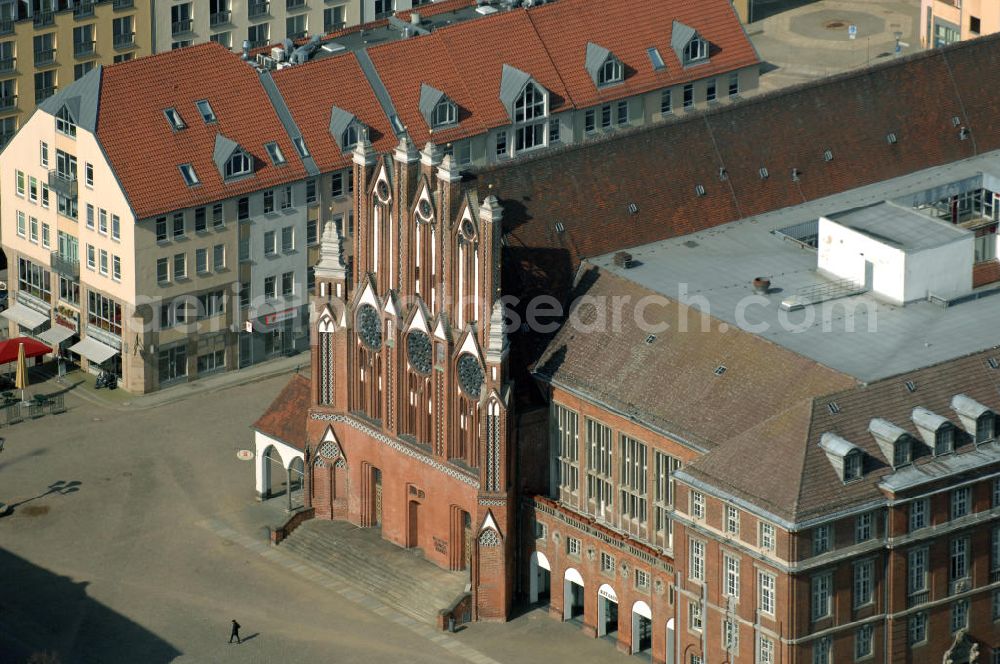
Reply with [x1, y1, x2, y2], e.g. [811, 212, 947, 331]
[253, 373, 312, 450]
[367, 0, 757, 147]
[95, 43, 309, 221]
[528, 0, 757, 110]
[271, 53, 398, 174]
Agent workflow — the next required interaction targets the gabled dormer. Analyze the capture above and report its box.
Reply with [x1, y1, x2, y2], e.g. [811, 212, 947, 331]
[671, 21, 709, 66]
[951, 394, 996, 444]
[585, 42, 624, 87]
[819, 432, 865, 483]
[868, 418, 913, 469]
[912, 407, 955, 456]
[329, 105, 366, 152]
[419, 83, 458, 130]
[213, 133, 254, 181]
[499, 64, 548, 124]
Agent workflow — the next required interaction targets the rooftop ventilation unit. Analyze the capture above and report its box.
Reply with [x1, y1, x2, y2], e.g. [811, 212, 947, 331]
[713, 365, 727, 376]
[613, 251, 634, 268]
[758, 167, 769, 180]
[695, 184, 706, 197]
[554, 221, 565, 233]
[271, 46, 286, 62]
[952, 116, 962, 127]
[645, 335, 656, 344]
[823, 149, 833, 162]
[828, 401, 841, 414]
[791, 168, 801, 182]
[959, 127, 970, 140]
[886, 132, 898, 145]
[627, 202, 639, 215]
[989, 357, 999, 369]
[718, 167, 728, 181]
[905, 380, 916, 393]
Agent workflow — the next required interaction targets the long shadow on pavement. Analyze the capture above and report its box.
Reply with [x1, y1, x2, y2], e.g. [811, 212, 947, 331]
[0, 547, 182, 663]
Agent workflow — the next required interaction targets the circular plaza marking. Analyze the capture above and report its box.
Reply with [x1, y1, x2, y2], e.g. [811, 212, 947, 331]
[237, 449, 254, 461]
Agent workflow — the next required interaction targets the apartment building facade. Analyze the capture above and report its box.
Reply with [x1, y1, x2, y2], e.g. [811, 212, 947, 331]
[921, 0, 1000, 48]
[0, 0, 149, 147]
[0, 44, 317, 391]
[151, 0, 438, 52]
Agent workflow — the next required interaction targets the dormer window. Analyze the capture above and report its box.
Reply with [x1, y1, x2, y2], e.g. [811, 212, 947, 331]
[225, 151, 252, 180]
[820, 432, 864, 484]
[599, 58, 624, 86]
[684, 36, 708, 63]
[977, 413, 995, 443]
[342, 124, 360, 151]
[843, 450, 863, 482]
[164, 107, 186, 131]
[432, 99, 456, 127]
[179, 163, 199, 187]
[55, 105, 77, 138]
[935, 427, 954, 455]
[893, 438, 912, 467]
[195, 100, 216, 123]
[265, 142, 285, 166]
[514, 82, 546, 123]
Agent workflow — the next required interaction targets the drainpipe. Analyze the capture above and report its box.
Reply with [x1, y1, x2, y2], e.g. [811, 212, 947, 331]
[883, 509, 890, 664]
[675, 571, 682, 664]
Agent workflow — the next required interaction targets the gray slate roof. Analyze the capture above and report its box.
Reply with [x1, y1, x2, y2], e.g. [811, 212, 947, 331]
[418, 83, 448, 128]
[39, 65, 102, 133]
[328, 106, 358, 145]
[670, 20, 697, 65]
[212, 133, 244, 178]
[584, 42, 613, 85]
[499, 64, 534, 121]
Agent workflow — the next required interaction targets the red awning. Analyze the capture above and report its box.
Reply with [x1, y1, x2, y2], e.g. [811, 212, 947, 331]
[0, 337, 51, 365]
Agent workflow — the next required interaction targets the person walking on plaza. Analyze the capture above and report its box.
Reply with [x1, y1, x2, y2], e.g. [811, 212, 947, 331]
[229, 619, 241, 644]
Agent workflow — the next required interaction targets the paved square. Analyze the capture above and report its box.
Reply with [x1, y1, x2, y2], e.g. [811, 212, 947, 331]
[0, 369, 629, 663]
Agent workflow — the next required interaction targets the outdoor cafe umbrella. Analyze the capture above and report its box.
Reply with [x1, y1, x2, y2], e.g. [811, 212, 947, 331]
[14, 341, 27, 404]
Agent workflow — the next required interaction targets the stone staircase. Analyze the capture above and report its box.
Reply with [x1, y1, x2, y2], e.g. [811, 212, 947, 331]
[280, 519, 468, 625]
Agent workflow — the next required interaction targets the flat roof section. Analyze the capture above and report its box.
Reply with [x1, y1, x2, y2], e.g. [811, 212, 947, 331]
[592, 151, 1000, 384]
[827, 201, 968, 252]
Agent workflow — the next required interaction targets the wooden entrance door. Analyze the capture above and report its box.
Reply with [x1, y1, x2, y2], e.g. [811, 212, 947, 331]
[408, 500, 420, 549]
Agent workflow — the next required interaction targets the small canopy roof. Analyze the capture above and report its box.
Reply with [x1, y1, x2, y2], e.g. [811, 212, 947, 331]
[0, 337, 51, 365]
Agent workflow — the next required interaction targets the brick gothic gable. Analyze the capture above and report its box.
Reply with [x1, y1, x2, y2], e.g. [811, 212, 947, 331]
[307, 135, 515, 620]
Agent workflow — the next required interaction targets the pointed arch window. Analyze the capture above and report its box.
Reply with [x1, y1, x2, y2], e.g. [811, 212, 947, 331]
[318, 316, 335, 405]
[514, 82, 546, 123]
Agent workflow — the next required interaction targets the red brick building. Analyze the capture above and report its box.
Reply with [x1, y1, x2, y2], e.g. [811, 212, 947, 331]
[254, 29, 1000, 653]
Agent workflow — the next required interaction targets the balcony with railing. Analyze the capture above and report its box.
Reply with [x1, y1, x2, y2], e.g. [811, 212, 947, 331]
[33, 11, 54, 27]
[48, 169, 78, 198]
[35, 86, 55, 103]
[51, 251, 79, 278]
[0, 19, 12, 36]
[0, 56, 14, 73]
[239, 238, 251, 262]
[113, 32, 134, 49]
[74, 1, 95, 18]
[906, 590, 929, 608]
[171, 18, 193, 36]
[74, 41, 95, 57]
[948, 577, 971, 597]
[287, 29, 306, 40]
[112, 0, 134, 9]
[34, 48, 55, 66]
[286, 0, 306, 9]
[210, 10, 231, 27]
[248, 1, 269, 19]
[0, 93, 16, 111]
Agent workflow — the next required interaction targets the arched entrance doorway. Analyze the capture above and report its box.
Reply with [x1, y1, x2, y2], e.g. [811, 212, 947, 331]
[528, 551, 551, 605]
[597, 583, 619, 640]
[563, 567, 585, 622]
[631, 600, 653, 655]
[261, 445, 286, 500]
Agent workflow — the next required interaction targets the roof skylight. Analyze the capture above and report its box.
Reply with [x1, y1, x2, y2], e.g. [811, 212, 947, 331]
[164, 108, 186, 131]
[196, 100, 216, 124]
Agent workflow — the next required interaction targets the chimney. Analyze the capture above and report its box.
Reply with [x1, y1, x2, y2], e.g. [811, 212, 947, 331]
[613, 251, 633, 269]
